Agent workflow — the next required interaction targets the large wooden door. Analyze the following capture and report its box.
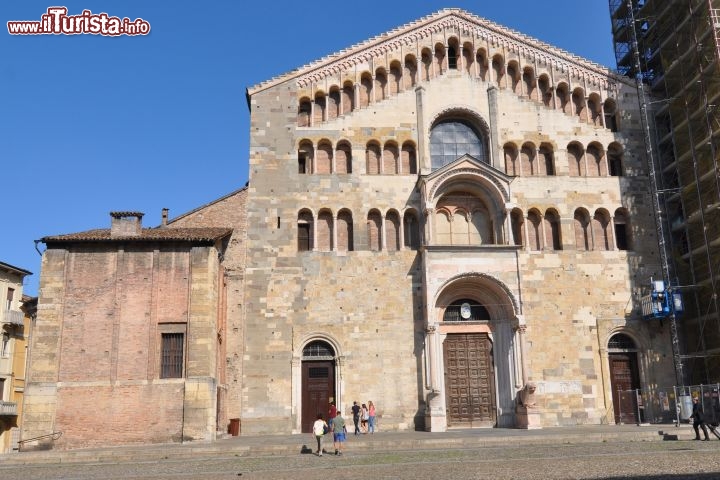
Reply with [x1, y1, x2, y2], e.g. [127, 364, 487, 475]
[609, 353, 640, 424]
[301, 361, 335, 433]
[444, 333, 496, 427]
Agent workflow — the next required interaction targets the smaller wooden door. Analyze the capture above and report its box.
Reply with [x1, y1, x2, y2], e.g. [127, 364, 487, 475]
[301, 361, 335, 433]
[609, 353, 640, 424]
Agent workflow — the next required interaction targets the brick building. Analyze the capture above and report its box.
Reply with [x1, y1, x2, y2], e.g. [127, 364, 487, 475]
[23, 9, 677, 449]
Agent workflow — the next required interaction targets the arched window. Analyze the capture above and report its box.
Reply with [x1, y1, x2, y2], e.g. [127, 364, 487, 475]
[434, 44, 445, 76]
[476, 49, 488, 81]
[336, 141, 352, 174]
[492, 55, 504, 86]
[521, 143, 536, 175]
[383, 142, 399, 174]
[298, 98, 311, 127]
[366, 142, 381, 175]
[614, 208, 631, 251]
[507, 62, 521, 95]
[389, 62, 402, 95]
[430, 120, 484, 169]
[327, 87, 340, 120]
[374, 69, 387, 101]
[443, 298, 490, 322]
[572, 88, 586, 119]
[608, 333, 636, 350]
[360, 74, 372, 107]
[447, 46, 457, 70]
[504, 143, 518, 175]
[539, 144, 555, 176]
[463, 43, 473, 74]
[303, 340, 335, 358]
[544, 209, 562, 250]
[608, 143, 624, 177]
[588, 93, 603, 126]
[511, 208, 524, 246]
[556, 83, 570, 114]
[317, 210, 333, 251]
[314, 93, 326, 124]
[527, 210, 542, 250]
[298, 210, 314, 251]
[315, 140, 332, 174]
[567, 143, 584, 177]
[403, 210, 420, 249]
[298, 140, 313, 174]
[574, 209, 590, 251]
[337, 210, 354, 252]
[523, 67, 537, 101]
[586, 143, 605, 176]
[367, 210, 382, 251]
[401, 142, 417, 174]
[421, 49, 432, 81]
[604, 99, 618, 132]
[593, 210, 612, 251]
[342, 83, 354, 114]
[538, 75, 552, 107]
[385, 210, 401, 251]
[404, 55, 417, 89]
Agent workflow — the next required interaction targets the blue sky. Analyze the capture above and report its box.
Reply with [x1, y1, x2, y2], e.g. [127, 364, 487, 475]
[2, 1, 616, 295]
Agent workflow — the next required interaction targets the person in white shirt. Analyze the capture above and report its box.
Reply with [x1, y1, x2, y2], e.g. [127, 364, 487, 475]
[312, 414, 328, 456]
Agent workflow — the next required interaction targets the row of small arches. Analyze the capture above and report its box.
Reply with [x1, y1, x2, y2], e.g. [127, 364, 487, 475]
[296, 207, 632, 252]
[298, 41, 619, 129]
[297, 138, 626, 177]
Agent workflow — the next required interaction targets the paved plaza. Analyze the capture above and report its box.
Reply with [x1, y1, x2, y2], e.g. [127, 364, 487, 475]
[2, 424, 720, 479]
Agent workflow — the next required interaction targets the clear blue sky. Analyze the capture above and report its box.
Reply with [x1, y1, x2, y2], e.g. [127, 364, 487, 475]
[2, 1, 616, 295]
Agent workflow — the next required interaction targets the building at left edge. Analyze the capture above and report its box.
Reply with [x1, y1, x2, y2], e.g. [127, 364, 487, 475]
[22, 8, 679, 450]
[0, 261, 33, 453]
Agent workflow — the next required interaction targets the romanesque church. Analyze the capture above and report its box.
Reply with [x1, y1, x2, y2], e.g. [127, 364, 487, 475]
[21, 8, 676, 449]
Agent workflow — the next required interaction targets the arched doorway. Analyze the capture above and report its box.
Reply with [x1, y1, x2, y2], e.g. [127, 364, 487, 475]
[608, 333, 642, 424]
[442, 298, 497, 427]
[301, 340, 336, 433]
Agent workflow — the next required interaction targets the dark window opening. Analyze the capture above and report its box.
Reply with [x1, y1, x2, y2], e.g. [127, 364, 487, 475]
[443, 299, 490, 322]
[615, 224, 628, 250]
[161, 332, 184, 379]
[609, 333, 636, 350]
[298, 153, 307, 174]
[448, 46, 457, 69]
[298, 223, 311, 251]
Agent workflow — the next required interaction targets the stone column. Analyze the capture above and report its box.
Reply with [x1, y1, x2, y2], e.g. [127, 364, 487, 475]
[424, 325, 447, 432]
[487, 86, 501, 170]
[416, 86, 430, 173]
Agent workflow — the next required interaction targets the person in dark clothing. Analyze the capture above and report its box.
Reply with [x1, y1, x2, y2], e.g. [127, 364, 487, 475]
[692, 397, 710, 441]
[351, 401, 361, 436]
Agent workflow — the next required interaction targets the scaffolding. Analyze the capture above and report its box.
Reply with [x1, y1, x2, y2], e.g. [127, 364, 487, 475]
[610, 0, 720, 384]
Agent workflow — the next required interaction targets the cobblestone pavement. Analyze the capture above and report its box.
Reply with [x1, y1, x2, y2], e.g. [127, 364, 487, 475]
[2, 440, 720, 480]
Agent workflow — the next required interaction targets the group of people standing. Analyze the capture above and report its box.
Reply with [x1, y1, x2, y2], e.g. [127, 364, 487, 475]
[312, 400, 377, 457]
[351, 400, 376, 435]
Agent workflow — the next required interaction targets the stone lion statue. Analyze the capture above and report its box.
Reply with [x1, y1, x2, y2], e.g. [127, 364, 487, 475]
[517, 382, 537, 408]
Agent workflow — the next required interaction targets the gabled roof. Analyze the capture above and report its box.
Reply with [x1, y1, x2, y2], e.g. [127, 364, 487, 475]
[247, 8, 625, 97]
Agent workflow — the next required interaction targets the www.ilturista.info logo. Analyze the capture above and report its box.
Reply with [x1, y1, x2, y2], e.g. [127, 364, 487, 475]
[7, 7, 150, 36]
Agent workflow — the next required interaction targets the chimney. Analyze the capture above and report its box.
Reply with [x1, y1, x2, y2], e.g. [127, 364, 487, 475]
[110, 211, 144, 237]
[161, 208, 169, 227]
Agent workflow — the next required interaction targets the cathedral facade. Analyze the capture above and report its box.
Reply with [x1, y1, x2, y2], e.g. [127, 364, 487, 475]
[22, 9, 676, 449]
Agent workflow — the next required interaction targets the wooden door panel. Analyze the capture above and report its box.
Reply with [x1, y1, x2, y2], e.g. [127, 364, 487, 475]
[609, 353, 639, 424]
[444, 333, 496, 426]
[301, 361, 334, 433]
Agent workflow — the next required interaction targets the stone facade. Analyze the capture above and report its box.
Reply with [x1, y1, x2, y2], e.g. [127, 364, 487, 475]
[23, 8, 678, 450]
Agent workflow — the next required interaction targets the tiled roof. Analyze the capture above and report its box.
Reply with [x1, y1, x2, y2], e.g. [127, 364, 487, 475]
[42, 227, 232, 244]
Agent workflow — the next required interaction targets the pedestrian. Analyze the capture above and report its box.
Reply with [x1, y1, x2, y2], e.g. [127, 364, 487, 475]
[360, 403, 369, 433]
[351, 401, 361, 436]
[332, 410, 346, 455]
[328, 401, 337, 431]
[312, 413, 328, 456]
[368, 400, 377, 434]
[692, 396, 710, 441]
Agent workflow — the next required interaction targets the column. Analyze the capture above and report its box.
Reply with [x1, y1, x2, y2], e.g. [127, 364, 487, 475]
[487, 85, 501, 170]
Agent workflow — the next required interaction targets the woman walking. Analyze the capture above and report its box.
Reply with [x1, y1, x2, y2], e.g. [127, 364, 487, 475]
[312, 413, 328, 456]
[368, 400, 377, 434]
[360, 403, 369, 433]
